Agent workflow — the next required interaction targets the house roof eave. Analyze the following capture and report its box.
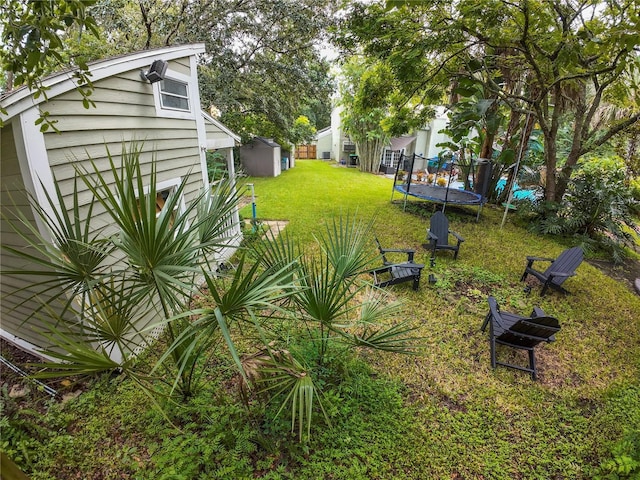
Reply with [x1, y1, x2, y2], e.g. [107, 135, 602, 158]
[1, 43, 206, 123]
[201, 111, 241, 145]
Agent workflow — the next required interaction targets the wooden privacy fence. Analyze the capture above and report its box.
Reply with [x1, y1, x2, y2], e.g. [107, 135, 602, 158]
[296, 144, 317, 159]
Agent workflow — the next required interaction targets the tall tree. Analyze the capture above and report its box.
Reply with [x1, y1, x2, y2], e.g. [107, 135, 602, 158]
[181, 0, 336, 143]
[4, 0, 336, 142]
[339, 58, 394, 173]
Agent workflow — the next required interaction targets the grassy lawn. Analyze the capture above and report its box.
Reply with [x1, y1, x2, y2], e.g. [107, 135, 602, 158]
[6, 160, 640, 479]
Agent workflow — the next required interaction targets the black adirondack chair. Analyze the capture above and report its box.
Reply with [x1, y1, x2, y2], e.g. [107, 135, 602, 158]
[370, 238, 424, 290]
[375, 237, 416, 265]
[423, 211, 464, 264]
[480, 296, 560, 380]
[370, 262, 425, 291]
[520, 246, 583, 296]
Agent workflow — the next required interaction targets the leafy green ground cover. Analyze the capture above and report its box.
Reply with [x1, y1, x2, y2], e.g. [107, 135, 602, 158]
[3, 160, 640, 479]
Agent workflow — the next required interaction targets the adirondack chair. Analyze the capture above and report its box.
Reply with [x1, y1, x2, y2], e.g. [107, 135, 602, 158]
[375, 237, 416, 265]
[480, 296, 560, 380]
[520, 246, 583, 296]
[424, 211, 464, 264]
[370, 262, 425, 291]
[371, 237, 424, 290]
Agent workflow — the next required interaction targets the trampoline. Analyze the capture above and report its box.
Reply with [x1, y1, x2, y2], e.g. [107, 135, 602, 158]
[394, 183, 483, 205]
[391, 153, 491, 220]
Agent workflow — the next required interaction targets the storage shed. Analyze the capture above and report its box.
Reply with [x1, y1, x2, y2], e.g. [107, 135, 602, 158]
[239, 136, 282, 177]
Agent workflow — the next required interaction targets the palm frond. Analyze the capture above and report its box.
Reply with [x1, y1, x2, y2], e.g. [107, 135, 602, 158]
[255, 353, 330, 441]
[251, 229, 302, 274]
[315, 213, 379, 280]
[196, 177, 243, 254]
[30, 327, 123, 378]
[349, 320, 422, 355]
[1, 177, 114, 319]
[293, 256, 360, 327]
[205, 253, 299, 321]
[75, 142, 206, 313]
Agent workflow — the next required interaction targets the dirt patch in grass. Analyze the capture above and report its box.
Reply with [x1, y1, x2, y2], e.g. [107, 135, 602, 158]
[588, 258, 640, 296]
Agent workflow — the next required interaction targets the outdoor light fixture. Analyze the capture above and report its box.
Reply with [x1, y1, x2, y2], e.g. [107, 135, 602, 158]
[141, 59, 168, 83]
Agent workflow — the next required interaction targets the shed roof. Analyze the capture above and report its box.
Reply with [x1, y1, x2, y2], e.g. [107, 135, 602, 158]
[254, 137, 280, 148]
[316, 126, 331, 138]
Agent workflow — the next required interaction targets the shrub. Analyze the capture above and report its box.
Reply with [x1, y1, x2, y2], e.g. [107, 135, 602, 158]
[516, 156, 638, 262]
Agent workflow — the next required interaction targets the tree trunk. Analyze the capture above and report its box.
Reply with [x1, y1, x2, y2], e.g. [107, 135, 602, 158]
[544, 138, 557, 202]
[554, 85, 587, 202]
[357, 136, 386, 173]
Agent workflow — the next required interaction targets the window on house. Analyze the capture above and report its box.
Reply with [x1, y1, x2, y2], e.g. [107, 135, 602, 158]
[343, 141, 356, 153]
[159, 78, 190, 111]
[154, 187, 178, 225]
[135, 185, 180, 226]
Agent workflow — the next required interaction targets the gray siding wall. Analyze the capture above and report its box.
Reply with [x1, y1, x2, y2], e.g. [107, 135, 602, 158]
[43, 66, 204, 209]
[1, 124, 70, 351]
[2, 55, 210, 356]
[240, 142, 280, 177]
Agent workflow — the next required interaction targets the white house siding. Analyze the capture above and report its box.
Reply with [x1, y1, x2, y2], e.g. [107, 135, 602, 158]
[315, 128, 332, 159]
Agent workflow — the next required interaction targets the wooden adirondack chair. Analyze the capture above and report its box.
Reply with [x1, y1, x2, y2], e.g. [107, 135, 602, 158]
[481, 296, 561, 380]
[370, 238, 424, 291]
[520, 246, 583, 296]
[424, 211, 464, 264]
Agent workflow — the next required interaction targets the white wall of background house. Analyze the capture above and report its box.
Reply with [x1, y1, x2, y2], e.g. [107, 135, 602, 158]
[423, 107, 451, 159]
[0, 44, 242, 359]
[315, 127, 332, 159]
[319, 105, 453, 170]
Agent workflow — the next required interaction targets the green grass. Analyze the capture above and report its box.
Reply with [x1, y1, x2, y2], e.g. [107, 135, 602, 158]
[12, 160, 640, 479]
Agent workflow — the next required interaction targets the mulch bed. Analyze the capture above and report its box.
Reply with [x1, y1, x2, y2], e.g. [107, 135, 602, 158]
[0, 339, 85, 404]
[587, 258, 640, 296]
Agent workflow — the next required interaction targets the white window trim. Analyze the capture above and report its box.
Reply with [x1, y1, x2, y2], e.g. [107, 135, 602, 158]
[152, 69, 196, 120]
[132, 178, 188, 223]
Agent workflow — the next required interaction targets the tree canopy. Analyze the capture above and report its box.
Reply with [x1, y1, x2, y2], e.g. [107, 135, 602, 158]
[0, 0, 100, 129]
[3, 0, 640, 184]
[1, 0, 336, 142]
[343, 0, 640, 200]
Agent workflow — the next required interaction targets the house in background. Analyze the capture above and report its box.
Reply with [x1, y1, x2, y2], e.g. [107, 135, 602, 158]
[317, 105, 453, 170]
[0, 44, 241, 359]
[239, 136, 284, 177]
[379, 107, 453, 173]
[329, 105, 357, 164]
[315, 127, 331, 159]
[379, 136, 417, 174]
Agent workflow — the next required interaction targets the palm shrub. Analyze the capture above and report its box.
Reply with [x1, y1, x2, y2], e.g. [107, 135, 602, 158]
[237, 215, 421, 440]
[3, 144, 419, 439]
[1, 142, 285, 400]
